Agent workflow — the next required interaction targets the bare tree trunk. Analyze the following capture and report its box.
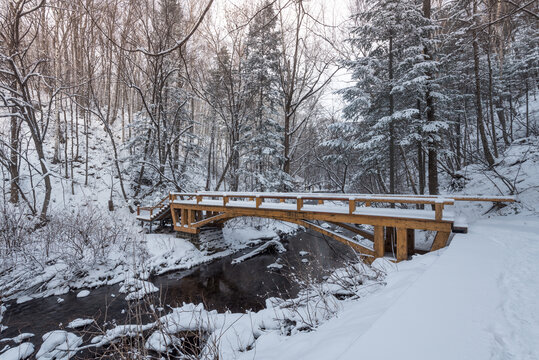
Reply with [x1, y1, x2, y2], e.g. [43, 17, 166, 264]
[486, 39, 499, 157]
[9, 107, 19, 204]
[525, 80, 529, 137]
[472, 0, 495, 167]
[388, 35, 395, 195]
[423, 0, 438, 195]
[205, 122, 215, 191]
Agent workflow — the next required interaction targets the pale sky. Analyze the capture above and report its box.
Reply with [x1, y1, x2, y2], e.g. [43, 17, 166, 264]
[209, 0, 355, 116]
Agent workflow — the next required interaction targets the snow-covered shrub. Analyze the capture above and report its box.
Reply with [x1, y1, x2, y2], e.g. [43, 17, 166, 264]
[35, 205, 146, 273]
[0, 204, 148, 300]
[270, 256, 385, 334]
[0, 202, 33, 258]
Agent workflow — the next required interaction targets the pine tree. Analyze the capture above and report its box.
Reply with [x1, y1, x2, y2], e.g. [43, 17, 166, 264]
[241, 1, 292, 191]
[342, 0, 442, 194]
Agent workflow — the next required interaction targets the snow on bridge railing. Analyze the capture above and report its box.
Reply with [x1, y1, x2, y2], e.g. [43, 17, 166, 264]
[166, 192, 516, 221]
[168, 192, 455, 220]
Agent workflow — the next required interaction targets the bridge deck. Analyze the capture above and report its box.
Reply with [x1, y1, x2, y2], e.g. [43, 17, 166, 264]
[136, 192, 515, 262]
[168, 199, 455, 222]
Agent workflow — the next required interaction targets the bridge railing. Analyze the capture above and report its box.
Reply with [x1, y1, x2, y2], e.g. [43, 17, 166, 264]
[137, 194, 171, 218]
[168, 192, 494, 221]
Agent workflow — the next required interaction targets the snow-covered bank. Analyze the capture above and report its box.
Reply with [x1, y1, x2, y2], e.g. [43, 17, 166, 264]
[0, 216, 297, 305]
[2, 133, 538, 359]
[239, 215, 539, 360]
[235, 137, 539, 360]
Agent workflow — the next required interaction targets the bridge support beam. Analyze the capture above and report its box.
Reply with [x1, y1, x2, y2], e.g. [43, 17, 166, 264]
[374, 225, 384, 258]
[396, 227, 408, 261]
[167, 200, 456, 263]
[430, 231, 451, 252]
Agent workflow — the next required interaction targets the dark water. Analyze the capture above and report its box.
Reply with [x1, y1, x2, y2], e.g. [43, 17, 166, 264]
[1, 229, 355, 348]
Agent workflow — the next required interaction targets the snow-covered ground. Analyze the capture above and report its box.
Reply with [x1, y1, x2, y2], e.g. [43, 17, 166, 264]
[236, 137, 539, 360]
[238, 215, 539, 360]
[1, 135, 538, 358]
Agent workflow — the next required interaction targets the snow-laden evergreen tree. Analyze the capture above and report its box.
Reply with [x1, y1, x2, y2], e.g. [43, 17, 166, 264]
[339, 0, 442, 194]
[504, 16, 539, 138]
[241, 1, 293, 191]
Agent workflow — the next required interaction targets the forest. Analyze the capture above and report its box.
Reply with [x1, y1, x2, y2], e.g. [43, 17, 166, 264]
[1, 0, 536, 219]
[0, 0, 538, 359]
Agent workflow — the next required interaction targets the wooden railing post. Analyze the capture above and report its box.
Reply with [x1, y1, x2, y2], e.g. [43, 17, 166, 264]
[196, 195, 202, 204]
[256, 196, 262, 208]
[435, 202, 443, 221]
[280, 198, 285, 203]
[396, 227, 408, 261]
[374, 225, 384, 258]
[150, 208, 153, 218]
[297, 197, 303, 211]
[318, 199, 324, 205]
[349, 198, 356, 214]
[137, 206, 140, 216]
[188, 209, 194, 225]
[223, 196, 229, 206]
[181, 208, 187, 226]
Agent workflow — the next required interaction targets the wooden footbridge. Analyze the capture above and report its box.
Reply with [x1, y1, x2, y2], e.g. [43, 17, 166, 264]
[137, 192, 515, 262]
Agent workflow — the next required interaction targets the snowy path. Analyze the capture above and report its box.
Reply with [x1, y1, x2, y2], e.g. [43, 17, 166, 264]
[241, 215, 539, 360]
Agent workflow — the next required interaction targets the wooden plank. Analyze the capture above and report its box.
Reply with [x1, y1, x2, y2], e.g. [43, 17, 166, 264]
[434, 203, 443, 221]
[256, 196, 262, 208]
[173, 225, 200, 234]
[430, 231, 451, 251]
[180, 208, 187, 226]
[349, 199, 356, 214]
[452, 224, 468, 233]
[169, 203, 453, 232]
[297, 197, 303, 211]
[191, 213, 230, 228]
[177, 192, 456, 205]
[327, 222, 374, 240]
[451, 195, 516, 202]
[170, 207, 178, 225]
[297, 220, 374, 256]
[396, 227, 408, 262]
[188, 209, 194, 225]
[374, 225, 384, 258]
[170, 191, 516, 205]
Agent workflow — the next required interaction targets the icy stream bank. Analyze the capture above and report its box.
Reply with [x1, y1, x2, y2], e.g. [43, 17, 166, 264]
[0, 228, 358, 358]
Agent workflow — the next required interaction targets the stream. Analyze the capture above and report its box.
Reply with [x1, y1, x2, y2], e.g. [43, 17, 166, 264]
[0, 229, 356, 354]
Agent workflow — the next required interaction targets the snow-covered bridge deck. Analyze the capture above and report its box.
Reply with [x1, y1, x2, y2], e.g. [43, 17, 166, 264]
[137, 192, 515, 262]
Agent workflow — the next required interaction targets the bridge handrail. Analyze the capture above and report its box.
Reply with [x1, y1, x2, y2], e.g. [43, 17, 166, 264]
[169, 191, 515, 203]
[136, 192, 515, 222]
[167, 192, 517, 222]
[170, 192, 454, 205]
[137, 194, 171, 217]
